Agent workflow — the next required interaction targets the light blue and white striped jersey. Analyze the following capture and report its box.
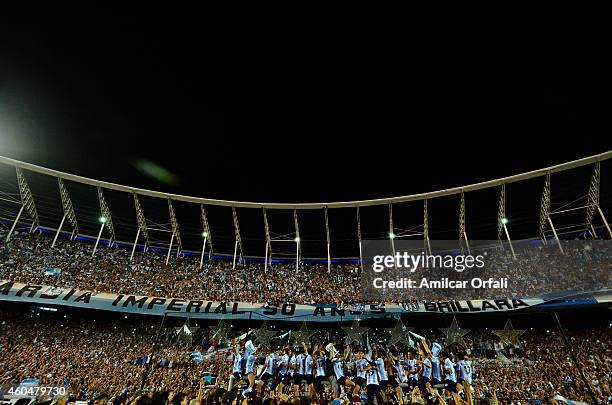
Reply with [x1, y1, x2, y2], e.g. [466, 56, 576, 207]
[332, 357, 345, 379]
[305, 354, 313, 375]
[407, 359, 418, 379]
[366, 365, 379, 385]
[355, 358, 368, 379]
[245, 353, 256, 374]
[459, 360, 473, 384]
[232, 352, 243, 374]
[315, 355, 327, 377]
[297, 353, 306, 374]
[444, 358, 456, 383]
[264, 353, 277, 375]
[279, 354, 290, 375]
[376, 358, 388, 381]
[422, 357, 432, 379]
[288, 355, 297, 376]
[431, 357, 441, 381]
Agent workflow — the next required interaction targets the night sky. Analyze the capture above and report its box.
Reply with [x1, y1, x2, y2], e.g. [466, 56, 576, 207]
[0, 14, 610, 258]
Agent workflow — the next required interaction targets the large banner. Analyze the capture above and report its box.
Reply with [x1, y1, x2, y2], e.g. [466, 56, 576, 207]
[0, 280, 557, 321]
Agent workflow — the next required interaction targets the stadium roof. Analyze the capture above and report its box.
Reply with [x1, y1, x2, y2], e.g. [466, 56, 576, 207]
[0, 152, 611, 261]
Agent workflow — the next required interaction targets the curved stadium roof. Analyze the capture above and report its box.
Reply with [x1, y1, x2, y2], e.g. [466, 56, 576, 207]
[0, 151, 610, 260]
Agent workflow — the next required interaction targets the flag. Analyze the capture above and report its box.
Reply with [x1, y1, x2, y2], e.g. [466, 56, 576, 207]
[553, 395, 589, 405]
[43, 268, 61, 277]
[190, 351, 204, 363]
[409, 331, 432, 355]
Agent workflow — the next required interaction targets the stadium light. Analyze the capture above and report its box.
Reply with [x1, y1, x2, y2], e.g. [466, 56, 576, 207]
[501, 217, 509, 225]
[99, 216, 107, 224]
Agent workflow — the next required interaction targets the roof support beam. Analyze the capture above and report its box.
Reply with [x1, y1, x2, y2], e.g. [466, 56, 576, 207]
[459, 191, 470, 255]
[232, 207, 243, 270]
[357, 207, 363, 273]
[200, 205, 213, 264]
[263, 208, 272, 272]
[166, 199, 182, 265]
[294, 209, 300, 270]
[388, 203, 396, 272]
[53, 178, 79, 248]
[93, 187, 116, 257]
[16, 168, 39, 233]
[586, 162, 612, 238]
[423, 200, 431, 255]
[539, 173, 564, 254]
[497, 184, 515, 259]
[131, 194, 150, 261]
[324, 206, 331, 273]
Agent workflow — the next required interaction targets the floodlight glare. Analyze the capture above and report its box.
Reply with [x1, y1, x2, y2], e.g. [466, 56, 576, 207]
[501, 217, 509, 225]
[389, 232, 395, 239]
[294, 237, 300, 243]
[99, 216, 107, 224]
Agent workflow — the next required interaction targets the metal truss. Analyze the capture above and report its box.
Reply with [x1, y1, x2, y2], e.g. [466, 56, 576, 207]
[294, 209, 301, 270]
[538, 174, 551, 243]
[357, 207, 363, 272]
[497, 185, 505, 241]
[263, 208, 272, 271]
[497, 184, 516, 258]
[423, 200, 431, 255]
[324, 206, 331, 272]
[585, 162, 600, 237]
[232, 207, 243, 270]
[459, 191, 470, 254]
[166, 199, 182, 265]
[388, 203, 396, 263]
[93, 187, 116, 257]
[5, 168, 39, 242]
[538, 174, 564, 253]
[17, 167, 39, 232]
[52, 178, 79, 247]
[200, 205, 213, 266]
[131, 194, 150, 261]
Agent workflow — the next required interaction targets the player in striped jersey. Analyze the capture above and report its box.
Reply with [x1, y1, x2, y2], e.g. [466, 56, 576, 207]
[430, 352, 442, 387]
[372, 346, 390, 404]
[458, 353, 474, 386]
[364, 357, 384, 405]
[242, 340, 258, 396]
[312, 345, 329, 401]
[228, 340, 245, 391]
[256, 346, 279, 398]
[387, 347, 406, 405]
[328, 343, 356, 396]
[418, 348, 433, 394]
[292, 345, 306, 397]
[406, 350, 420, 389]
[442, 351, 457, 394]
[274, 346, 293, 397]
[352, 347, 369, 396]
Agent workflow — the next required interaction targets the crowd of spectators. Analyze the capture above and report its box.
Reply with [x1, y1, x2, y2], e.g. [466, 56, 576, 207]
[0, 230, 610, 304]
[0, 308, 610, 404]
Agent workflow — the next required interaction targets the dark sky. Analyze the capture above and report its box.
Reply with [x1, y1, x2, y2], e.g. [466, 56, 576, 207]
[0, 14, 610, 257]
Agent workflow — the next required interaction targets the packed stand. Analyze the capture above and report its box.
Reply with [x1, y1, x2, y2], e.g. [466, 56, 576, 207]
[0, 230, 611, 304]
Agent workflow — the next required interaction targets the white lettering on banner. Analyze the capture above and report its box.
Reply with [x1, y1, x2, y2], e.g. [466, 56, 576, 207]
[0, 280, 550, 320]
